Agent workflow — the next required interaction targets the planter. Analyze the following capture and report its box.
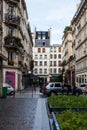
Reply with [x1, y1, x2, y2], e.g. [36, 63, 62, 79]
[52, 110, 87, 130]
[8, 60, 14, 65]
[47, 95, 87, 129]
[52, 112, 60, 130]
[48, 95, 87, 108]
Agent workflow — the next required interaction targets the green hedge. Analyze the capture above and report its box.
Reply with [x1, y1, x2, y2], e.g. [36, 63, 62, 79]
[48, 95, 87, 108]
[56, 110, 87, 130]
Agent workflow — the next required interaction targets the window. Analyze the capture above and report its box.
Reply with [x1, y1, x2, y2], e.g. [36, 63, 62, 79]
[35, 69, 38, 74]
[55, 83, 61, 87]
[8, 5, 13, 15]
[54, 54, 57, 59]
[50, 68, 52, 73]
[38, 35, 41, 39]
[42, 36, 45, 40]
[50, 61, 52, 66]
[38, 48, 41, 53]
[40, 61, 42, 66]
[77, 23, 81, 31]
[43, 42, 45, 46]
[8, 27, 14, 36]
[44, 55, 47, 59]
[54, 68, 56, 73]
[38, 32, 41, 35]
[58, 68, 61, 73]
[39, 69, 42, 74]
[42, 48, 45, 53]
[50, 54, 52, 59]
[8, 51, 14, 61]
[54, 61, 56, 66]
[44, 69, 47, 74]
[50, 47, 52, 52]
[54, 47, 56, 52]
[44, 61, 47, 66]
[58, 47, 61, 52]
[50, 83, 54, 87]
[58, 61, 61, 66]
[35, 55, 38, 59]
[58, 54, 61, 58]
[35, 61, 38, 66]
[85, 74, 87, 83]
[40, 55, 42, 59]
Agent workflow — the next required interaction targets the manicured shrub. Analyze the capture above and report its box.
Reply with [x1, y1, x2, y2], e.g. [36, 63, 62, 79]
[48, 95, 87, 108]
[56, 110, 87, 130]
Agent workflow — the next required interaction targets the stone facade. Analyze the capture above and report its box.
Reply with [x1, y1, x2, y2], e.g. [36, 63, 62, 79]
[71, 0, 87, 85]
[0, 0, 33, 95]
[62, 29, 73, 85]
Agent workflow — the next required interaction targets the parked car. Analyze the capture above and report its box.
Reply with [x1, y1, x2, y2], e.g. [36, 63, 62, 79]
[62, 83, 72, 94]
[72, 84, 87, 96]
[40, 82, 64, 96]
[3, 83, 15, 95]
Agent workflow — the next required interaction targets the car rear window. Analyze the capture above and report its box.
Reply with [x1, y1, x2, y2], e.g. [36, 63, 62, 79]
[55, 83, 61, 87]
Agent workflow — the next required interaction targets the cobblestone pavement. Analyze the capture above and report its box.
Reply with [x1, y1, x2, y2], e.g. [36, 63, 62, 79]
[0, 88, 39, 130]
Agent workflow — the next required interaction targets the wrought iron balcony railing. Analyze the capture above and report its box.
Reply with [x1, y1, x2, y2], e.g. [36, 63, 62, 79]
[5, 0, 20, 3]
[5, 13, 20, 26]
[12, 0, 20, 2]
[4, 36, 23, 49]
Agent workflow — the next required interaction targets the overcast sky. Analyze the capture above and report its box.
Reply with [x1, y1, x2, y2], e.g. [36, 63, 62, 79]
[26, 0, 80, 44]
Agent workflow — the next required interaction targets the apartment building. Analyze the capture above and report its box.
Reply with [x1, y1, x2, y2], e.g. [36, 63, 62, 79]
[49, 44, 62, 82]
[33, 29, 50, 83]
[62, 27, 73, 85]
[0, 0, 33, 95]
[71, 0, 87, 85]
[70, 23, 76, 87]
[0, 0, 8, 96]
[33, 29, 62, 83]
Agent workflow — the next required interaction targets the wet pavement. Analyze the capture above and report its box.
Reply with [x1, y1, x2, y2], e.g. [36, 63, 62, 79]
[0, 87, 50, 130]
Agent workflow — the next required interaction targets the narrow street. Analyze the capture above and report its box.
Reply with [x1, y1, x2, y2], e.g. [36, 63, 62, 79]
[0, 88, 50, 130]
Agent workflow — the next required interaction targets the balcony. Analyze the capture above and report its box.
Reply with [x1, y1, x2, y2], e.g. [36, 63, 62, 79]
[5, 0, 20, 3]
[4, 36, 23, 49]
[8, 60, 14, 66]
[5, 13, 20, 27]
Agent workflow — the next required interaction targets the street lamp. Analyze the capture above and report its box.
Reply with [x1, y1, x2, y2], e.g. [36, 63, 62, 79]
[28, 70, 33, 97]
[28, 71, 31, 74]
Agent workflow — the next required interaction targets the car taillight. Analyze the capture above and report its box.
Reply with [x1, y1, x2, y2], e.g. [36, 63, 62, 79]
[84, 86, 87, 90]
[43, 87, 48, 91]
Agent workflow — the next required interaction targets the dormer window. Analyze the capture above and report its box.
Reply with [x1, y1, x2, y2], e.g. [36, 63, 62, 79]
[38, 35, 41, 39]
[43, 42, 45, 46]
[42, 35, 45, 39]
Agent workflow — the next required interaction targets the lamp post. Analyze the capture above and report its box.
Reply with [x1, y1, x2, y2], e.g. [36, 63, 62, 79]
[28, 71, 33, 97]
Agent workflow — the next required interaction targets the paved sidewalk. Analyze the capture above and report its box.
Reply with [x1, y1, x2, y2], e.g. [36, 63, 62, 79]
[6, 87, 50, 130]
[33, 98, 50, 130]
[15, 87, 50, 130]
